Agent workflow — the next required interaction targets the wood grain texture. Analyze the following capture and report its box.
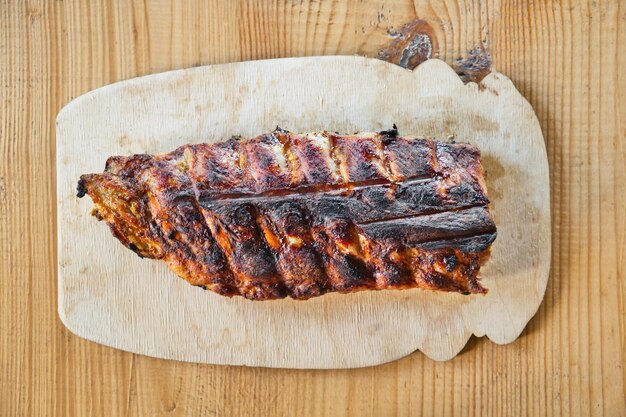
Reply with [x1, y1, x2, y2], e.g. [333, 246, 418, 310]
[56, 56, 549, 368]
[1, 0, 624, 415]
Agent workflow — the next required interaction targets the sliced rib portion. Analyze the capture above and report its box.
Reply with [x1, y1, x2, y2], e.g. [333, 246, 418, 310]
[77, 127, 497, 300]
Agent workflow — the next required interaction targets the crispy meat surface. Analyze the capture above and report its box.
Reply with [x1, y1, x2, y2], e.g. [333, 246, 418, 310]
[78, 127, 497, 300]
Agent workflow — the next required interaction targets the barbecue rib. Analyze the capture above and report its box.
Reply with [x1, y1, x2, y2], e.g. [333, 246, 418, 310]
[77, 127, 497, 300]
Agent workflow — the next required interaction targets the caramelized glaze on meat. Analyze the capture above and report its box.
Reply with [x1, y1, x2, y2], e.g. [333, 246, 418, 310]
[77, 127, 497, 300]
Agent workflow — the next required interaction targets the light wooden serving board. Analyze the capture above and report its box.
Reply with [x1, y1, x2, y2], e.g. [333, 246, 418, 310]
[57, 56, 550, 369]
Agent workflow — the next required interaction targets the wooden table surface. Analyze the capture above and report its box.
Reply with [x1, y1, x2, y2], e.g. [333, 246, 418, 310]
[1, 1, 624, 416]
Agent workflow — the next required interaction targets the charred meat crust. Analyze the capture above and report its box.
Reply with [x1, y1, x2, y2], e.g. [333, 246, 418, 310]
[78, 128, 497, 300]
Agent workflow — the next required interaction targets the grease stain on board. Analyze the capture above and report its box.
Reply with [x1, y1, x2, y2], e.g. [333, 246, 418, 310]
[481, 154, 505, 201]
[465, 113, 499, 134]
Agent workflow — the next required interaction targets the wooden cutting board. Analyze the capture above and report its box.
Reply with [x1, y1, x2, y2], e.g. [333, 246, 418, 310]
[56, 56, 550, 369]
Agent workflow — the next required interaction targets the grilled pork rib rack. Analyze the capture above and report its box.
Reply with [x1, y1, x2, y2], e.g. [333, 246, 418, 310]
[77, 128, 497, 300]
